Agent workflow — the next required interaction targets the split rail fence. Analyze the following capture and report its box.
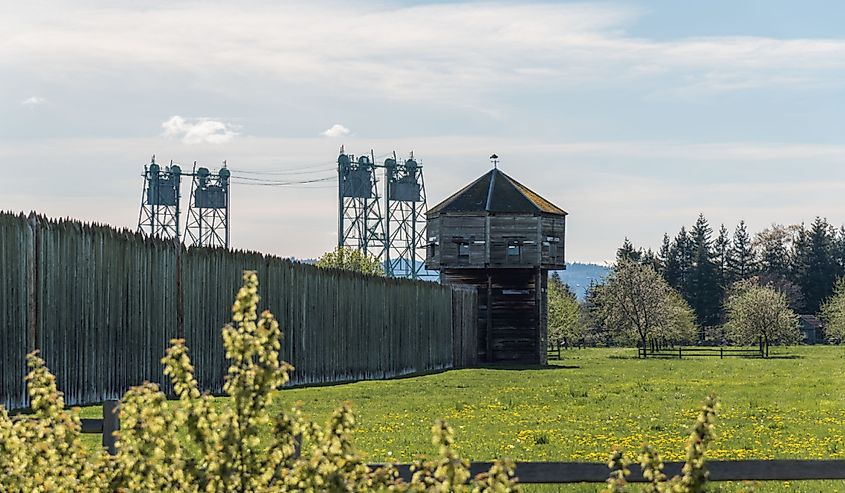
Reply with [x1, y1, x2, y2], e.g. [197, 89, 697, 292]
[639, 346, 765, 359]
[0, 212, 477, 411]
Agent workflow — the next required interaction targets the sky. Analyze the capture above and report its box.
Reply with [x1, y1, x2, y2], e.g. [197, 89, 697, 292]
[3, 0, 845, 264]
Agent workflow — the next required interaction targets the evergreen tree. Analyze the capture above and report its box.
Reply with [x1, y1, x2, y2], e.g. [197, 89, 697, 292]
[832, 226, 845, 280]
[688, 214, 720, 327]
[792, 218, 837, 313]
[713, 224, 731, 289]
[583, 280, 612, 346]
[665, 227, 692, 298]
[616, 237, 642, 263]
[641, 248, 662, 272]
[657, 233, 671, 275]
[727, 220, 755, 282]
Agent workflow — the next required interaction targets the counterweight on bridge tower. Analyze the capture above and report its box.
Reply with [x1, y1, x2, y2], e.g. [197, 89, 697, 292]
[384, 153, 429, 279]
[138, 156, 182, 240]
[337, 149, 387, 260]
[185, 163, 231, 248]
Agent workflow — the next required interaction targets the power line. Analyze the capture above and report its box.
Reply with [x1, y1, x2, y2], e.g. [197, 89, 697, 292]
[231, 174, 335, 183]
[229, 176, 337, 187]
[232, 183, 337, 189]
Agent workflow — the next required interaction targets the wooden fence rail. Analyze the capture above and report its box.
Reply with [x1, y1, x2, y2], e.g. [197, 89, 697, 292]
[639, 346, 765, 359]
[1, 212, 476, 411]
[77, 408, 845, 483]
[392, 460, 845, 483]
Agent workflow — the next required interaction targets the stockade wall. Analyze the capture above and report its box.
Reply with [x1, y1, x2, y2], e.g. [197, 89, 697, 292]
[1, 213, 475, 410]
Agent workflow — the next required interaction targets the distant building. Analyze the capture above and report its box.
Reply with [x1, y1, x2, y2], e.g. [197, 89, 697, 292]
[425, 168, 567, 364]
[798, 315, 824, 344]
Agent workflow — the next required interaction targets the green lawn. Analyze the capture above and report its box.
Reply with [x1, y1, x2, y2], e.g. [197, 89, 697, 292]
[80, 346, 845, 492]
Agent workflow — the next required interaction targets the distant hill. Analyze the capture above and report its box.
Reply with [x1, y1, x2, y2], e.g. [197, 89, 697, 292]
[553, 262, 610, 300]
[301, 257, 609, 299]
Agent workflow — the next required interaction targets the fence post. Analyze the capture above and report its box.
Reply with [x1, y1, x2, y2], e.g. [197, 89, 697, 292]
[293, 435, 302, 459]
[678, 347, 682, 359]
[103, 400, 120, 456]
[720, 346, 724, 359]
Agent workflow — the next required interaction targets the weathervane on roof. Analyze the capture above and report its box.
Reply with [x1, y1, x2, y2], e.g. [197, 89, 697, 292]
[490, 154, 499, 169]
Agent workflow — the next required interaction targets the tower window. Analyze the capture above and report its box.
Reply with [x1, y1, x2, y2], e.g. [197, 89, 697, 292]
[507, 242, 522, 261]
[458, 242, 470, 257]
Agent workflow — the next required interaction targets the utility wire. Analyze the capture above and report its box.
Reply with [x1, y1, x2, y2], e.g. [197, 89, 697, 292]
[231, 183, 337, 189]
[231, 174, 335, 183]
[230, 165, 335, 176]
[229, 176, 337, 187]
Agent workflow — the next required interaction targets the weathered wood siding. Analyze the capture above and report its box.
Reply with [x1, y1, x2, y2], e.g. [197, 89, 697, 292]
[427, 215, 488, 268]
[1, 212, 475, 410]
[488, 215, 541, 268]
[488, 269, 541, 363]
[540, 216, 566, 268]
[429, 213, 565, 271]
[451, 286, 478, 367]
[441, 268, 545, 364]
[0, 213, 33, 410]
[425, 216, 440, 270]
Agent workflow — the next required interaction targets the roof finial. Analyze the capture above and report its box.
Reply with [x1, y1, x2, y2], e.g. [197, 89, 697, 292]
[490, 154, 499, 169]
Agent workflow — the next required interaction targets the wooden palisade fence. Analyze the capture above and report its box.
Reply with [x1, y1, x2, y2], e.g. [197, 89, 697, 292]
[0, 212, 477, 410]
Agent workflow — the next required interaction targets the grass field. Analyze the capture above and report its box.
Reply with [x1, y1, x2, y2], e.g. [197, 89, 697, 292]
[79, 346, 845, 491]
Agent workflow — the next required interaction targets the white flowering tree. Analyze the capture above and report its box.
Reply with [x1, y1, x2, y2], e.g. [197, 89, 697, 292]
[724, 280, 800, 357]
[821, 278, 845, 343]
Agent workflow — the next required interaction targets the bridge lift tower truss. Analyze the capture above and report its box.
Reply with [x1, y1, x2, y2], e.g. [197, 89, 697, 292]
[338, 149, 387, 261]
[138, 157, 231, 248]
[138, 156, 183, 241]
[185, 163, 231, 248]
[384, 153, 429, 279]
[337, 148, 431, 280]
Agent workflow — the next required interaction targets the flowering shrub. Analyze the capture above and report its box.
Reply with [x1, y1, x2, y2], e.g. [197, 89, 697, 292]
[0, 272, 520, 492]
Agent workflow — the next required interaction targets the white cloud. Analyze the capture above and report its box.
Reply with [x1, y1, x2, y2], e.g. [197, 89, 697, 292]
[3, 2, 845, 103]
[161, 116, 239, 144]
[21, 96, 46, 105]
[321, 124, 350, 138]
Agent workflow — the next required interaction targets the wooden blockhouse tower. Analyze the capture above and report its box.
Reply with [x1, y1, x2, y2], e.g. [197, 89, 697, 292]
[425, 168, 567, 364]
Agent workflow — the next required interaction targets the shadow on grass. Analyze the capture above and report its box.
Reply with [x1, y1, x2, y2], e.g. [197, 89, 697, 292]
[478, 363, 581, 371]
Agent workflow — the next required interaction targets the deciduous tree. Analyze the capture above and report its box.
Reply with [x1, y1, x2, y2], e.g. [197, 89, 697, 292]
[754, 224, 792, 281]
[593, 260, 697, 350]
[820, 278, 845, 343]
[547, 273, 583, 351]
[724, 280, 800, 356]
[316, 246, 385, 276]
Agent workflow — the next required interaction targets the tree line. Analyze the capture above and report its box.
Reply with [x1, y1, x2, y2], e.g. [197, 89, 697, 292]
[617, 214, 845, 324]
[547, 214, 845, 352]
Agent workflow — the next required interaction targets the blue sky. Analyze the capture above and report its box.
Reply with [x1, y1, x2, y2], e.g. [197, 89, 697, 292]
[3, 1, 845, 262]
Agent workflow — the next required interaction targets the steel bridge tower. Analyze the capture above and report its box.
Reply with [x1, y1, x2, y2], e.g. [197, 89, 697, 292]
[337, 148, 386, 261]
[138, 156, 183, 240]
[185, 163, 231, 248]
[384, 153, 429, 279]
